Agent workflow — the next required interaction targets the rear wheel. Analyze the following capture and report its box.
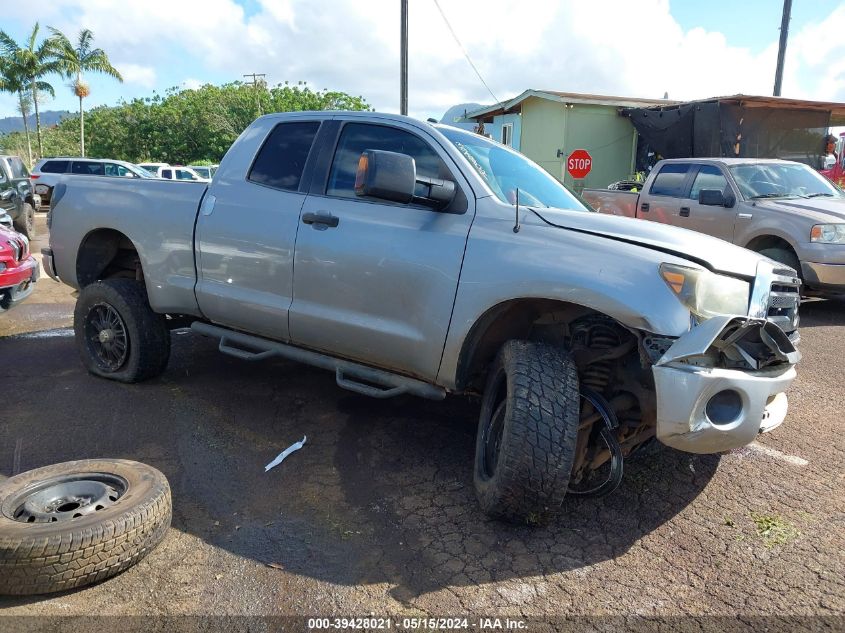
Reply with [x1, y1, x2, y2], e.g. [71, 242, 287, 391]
[13, 202, 35, 240]
[74, 279, 170, 383]
[473, 340, 580, 524]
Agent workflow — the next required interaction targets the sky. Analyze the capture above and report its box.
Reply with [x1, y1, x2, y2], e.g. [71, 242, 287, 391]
[1, 0, 844, 122]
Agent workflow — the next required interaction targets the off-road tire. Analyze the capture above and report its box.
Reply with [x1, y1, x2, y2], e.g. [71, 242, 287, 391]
[13, 202, 35, 240]
[74, 279, 170, 383]
[0, 459, 171, 595]
[474, 340, 580, 524]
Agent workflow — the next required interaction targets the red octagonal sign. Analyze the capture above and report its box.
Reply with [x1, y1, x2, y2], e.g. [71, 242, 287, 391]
[567, 149, 592, 179]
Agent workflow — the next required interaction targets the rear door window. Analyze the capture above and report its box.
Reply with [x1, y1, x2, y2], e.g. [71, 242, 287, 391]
[649, 164, 691, 197]
[161, 169, 173, 179]
[71, 161, 105, 176]
[40, 160, 70, 174]
[249, 121, 321, 191]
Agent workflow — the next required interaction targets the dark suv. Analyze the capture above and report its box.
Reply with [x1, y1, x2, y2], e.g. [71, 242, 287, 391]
[0, 155, 39, 239]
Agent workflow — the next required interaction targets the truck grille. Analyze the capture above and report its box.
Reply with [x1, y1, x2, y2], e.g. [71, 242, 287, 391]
[6, 238, 21, 263]
[766, 282, 800, 331]
[748, 261, 801, 335]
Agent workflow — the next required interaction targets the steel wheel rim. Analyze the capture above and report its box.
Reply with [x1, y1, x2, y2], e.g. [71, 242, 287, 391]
[9, 473, 128, 524]
[85, 302, 129, 371]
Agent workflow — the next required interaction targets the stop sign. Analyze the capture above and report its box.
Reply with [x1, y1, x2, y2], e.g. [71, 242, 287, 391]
[566, 149, 592, 179]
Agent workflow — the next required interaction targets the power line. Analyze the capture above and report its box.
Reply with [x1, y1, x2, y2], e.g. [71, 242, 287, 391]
[431, 0, 501, 106]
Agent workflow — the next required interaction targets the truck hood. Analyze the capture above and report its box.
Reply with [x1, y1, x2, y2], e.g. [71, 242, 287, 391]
[754, 196, 845, 224]
[530, 207, 765, 278]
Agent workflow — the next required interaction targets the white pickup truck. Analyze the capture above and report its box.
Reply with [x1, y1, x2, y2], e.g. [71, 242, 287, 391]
[43, 112, 801, 523]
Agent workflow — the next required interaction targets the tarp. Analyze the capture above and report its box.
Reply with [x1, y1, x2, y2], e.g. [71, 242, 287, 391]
[625, 100, 832, 171]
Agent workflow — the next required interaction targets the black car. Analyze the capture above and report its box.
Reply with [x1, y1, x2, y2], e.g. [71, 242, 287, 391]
[0, 155, 39, 239]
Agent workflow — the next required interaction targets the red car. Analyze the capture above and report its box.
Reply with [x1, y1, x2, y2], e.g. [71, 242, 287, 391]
[0, 224, 38, 311]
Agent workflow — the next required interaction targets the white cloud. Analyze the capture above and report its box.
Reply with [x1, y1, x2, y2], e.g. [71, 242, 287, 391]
[114, 63, 156, 89]
[5, 0, 845, 120]
[183, 78, 205, 90]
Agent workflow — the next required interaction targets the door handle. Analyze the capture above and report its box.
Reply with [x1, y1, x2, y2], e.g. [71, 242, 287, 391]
[679, 206, 690, 217]
[302, 212, 339, 228]
[737, 213, 753, 219]
[640, 203, 649, 212]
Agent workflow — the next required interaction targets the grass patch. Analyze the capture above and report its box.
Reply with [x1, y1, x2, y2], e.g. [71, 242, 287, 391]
[750, 512, 799, 548]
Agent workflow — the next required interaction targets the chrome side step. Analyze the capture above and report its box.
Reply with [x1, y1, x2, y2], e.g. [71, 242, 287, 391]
[190, 322, 446, 401]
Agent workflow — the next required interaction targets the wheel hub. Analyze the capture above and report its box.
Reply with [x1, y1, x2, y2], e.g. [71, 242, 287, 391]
[85, 303, 129, 371]
[11, 474, 127, 524]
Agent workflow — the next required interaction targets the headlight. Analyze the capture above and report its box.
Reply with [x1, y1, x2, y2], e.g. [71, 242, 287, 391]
[659, 263, 750, 319]
[810, 224, 845, 244]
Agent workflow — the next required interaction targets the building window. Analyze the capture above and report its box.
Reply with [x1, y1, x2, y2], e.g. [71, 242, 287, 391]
[501, 123, 513, 147]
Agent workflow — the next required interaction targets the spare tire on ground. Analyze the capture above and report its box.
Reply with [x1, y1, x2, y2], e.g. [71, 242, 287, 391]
[0, 459, 171, 595]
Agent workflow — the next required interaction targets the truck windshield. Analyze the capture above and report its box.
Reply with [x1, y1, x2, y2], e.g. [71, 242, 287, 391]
[438, 126, 589, 210]
[730, 162, 842, 200]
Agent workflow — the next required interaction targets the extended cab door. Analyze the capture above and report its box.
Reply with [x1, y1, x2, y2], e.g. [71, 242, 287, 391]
[288, 120, 474, 382]
[194, 119, 323, 341]
[636, 163, 692, 225]
[678, 163, 738, 242]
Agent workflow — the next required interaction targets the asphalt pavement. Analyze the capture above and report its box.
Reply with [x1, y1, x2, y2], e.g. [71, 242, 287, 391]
[0, 215, 843, 630]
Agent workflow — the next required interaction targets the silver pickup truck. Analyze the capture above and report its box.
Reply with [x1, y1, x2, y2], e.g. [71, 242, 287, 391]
[43, 112, 800, 523]
[583, 158, 845, 296]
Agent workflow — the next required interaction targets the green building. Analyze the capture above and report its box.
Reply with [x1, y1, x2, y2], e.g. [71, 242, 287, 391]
[464, 89, 676, 190]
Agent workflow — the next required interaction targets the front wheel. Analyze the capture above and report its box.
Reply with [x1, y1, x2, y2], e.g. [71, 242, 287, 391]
[13, 202, 35, 240]
[74, 279, 171, 383]
[473, 340, 580, 524]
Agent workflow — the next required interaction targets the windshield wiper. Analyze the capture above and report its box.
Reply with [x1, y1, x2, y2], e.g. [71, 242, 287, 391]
[750, 193, 787, 199]
[806, 192, 835, 198]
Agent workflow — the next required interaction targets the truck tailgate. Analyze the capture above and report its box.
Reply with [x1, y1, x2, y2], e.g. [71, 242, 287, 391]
[582, 189, 639, 218]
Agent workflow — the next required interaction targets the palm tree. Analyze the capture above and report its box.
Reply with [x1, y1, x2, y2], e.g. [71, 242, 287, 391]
[0, 23, 60, 158]
[49, 27, 122, 157]
[0, 56, 33, 165]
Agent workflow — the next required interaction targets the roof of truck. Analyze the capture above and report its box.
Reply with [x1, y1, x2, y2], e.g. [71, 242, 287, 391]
[657, 157, 805, 166]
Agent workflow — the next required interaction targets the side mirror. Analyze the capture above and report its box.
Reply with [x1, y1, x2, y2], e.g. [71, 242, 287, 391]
[699, 189, 726, 206]
[355, 150, 415, 204]
[355, 149, 457, 210]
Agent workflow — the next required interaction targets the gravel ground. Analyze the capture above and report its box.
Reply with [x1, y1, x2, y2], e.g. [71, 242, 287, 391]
[0, 215, 843, 631]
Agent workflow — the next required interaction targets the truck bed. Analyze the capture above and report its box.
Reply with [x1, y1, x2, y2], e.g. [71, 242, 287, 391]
[48, 176, 207, 315]
[582, 189, 639, 218]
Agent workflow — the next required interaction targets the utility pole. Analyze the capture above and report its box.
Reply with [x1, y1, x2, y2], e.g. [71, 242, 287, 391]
[243, 72, 267, 116]
[773, 0, 792, 96]
[400, 0, 408, 115]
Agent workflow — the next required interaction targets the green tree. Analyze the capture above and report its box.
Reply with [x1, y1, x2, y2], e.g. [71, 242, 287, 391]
[0, 23, 60, 158]
[3, 80, 372, 165]
[48, 27, 122, 157]
[0, 56, 33, 164]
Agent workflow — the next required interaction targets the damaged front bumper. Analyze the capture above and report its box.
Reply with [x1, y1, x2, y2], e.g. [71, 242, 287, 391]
[652, 316, 799, 454]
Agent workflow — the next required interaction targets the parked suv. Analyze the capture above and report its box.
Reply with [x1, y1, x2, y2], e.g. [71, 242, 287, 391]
[31, 157, 154, 209]
[0, 155, 40, 239]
